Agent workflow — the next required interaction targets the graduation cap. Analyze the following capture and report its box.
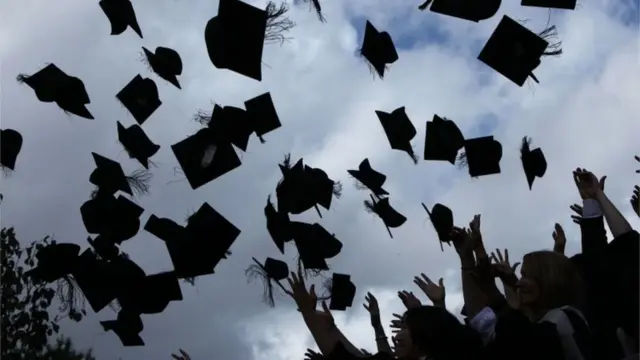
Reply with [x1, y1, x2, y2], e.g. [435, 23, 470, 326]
[417, 0, 501, 22]
[144, 215, 187, 243]
[422, 203, 454, 251]
[265, 195, 292, 254]
[246, 257, 290, 307]
[89, 153, 133, 196]
[171, 128, 242, 190]
[185, 202, 241, 269]
[244, 92, 282, 143]
[204, 0, 267, 81]
[208, 105, 255, 152]
[304, 165, 342, 216]
[520, 137, 547, 190]
[117, 121, 160, 169]
[521, 0, 576, 10]
[1, 129, 23, 171]
[142, 47, 182, 89]
[275, 156, 316, 215]
[116, 75, 162, 125]
[329, 273, 356, 311]
[72, 249, 118, 313]
[17, 64, 93, 119]
[87, 235, 120, 261]
[459, 136, 503, 177]
[424, 115, 465, 164]
[100, 310, 144, 346]
[80, 195, 118, 235]
[364, 195, 407, 238]
[24, 243, 81, 283]
[289, 221, 336, 271]
[99, 0, 143, 38]
[376, 107, 418, 164]
[348, 158, 388, 197]
[122, 271, 183, 314]
[359, 21, 398, 79]
[478, 15, 552, 87]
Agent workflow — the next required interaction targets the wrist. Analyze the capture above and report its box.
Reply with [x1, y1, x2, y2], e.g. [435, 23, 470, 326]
[594, 189, 606, 202]
[433, 300, 446, 308]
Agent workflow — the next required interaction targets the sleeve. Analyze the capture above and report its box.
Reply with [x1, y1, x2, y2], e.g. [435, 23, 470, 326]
[468, 307, 498, 345]
[604, 231, 639, 338]
[579, 199, 607, 260]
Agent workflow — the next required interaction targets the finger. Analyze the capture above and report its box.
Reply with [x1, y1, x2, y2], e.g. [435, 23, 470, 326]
[171, 355, 181, 360]
[557, 224, 565, 236]
[496, 248, 504, 263]
[512, 262, 521, 272]
[413, 278, 423, 287]
[309, 284, 316, 298]
[392, 313, 402, 319]
[572, 217, 580, 225]
[179, 349, 190, 360]
[504, 248, 509, 263]
[599, 176, 607, 189]
[421, 273, 433, 284]
[290, 271, 298, 285]
[635, 155, 640, 162]
[287, 277, 295, 292]
[321, 300, 330, 313]
[489, 253, 497, 264]
[363, 304, 370, 312]
[438, 278, 444, 287]
[573, 171, 581, 188]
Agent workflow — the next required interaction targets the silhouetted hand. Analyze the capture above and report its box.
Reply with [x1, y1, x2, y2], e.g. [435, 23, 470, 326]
[314, 300, 336, 329]
[451, 226, 474, 256]
[552, 223, 566, 254]
[570, 204, 583, 224]
[413, 273, 445, 305]
[469, 214, 488, 261]
[304, 349, 324, 360]
[286, 268, 318, 315]
[490, 249, 520, 288]
[631, 185, 639, 217]
[573, 168, 606, 199]
[363, 292, 382, 326]
[171, 349, 191, 360]
[398, 290, 422, 310]
[390, 313, 402, 334]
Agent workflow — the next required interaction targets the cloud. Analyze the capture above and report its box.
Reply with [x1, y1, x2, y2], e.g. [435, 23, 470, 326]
[1, 0, 638, 359]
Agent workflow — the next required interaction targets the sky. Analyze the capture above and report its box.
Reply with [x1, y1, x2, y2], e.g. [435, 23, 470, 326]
[1, 0, 639, 359]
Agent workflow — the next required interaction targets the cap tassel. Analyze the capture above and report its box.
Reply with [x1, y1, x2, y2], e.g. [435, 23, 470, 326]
[183, 277, 196, 286]
[456, 151, 468, 169]
[357, 48, 384, 79]
[245, 261, 276, 307]
[418, 0, 433, 10]
[265, 1, 296, 45]
[314, 204, 323, 218]
[126, 168, 152, 197]
[520, 136, 532, 157]
[56, 275, 86, 322]
[332, 181, 343, 199]
[138, 50, 153, 72]
[258, 135, 266, 144]
[192, 109, 212, 126]
[351, 176, 369, 191]
[538, 25, 563, 57]
[16, 74, 29, 84]
[310, 0, 326, 23]
[408, 149, 419, 165]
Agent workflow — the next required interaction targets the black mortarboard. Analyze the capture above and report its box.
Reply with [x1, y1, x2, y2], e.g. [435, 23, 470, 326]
[422, 203, 454, 251]
[87, 235, 120, 261]
[117, 121, 160, 169]
[478, 15, 550, 87]
[244, 92, 282, 142]
[360, 21, 398, 79]
[17, 64, 93, 119]
[521, 0, 575, 10]
[72, 249, 118, 313]
[80, 195, 118, 234]
[461, 136, 503, 177]
[247, 257, 290, 307]
[365, 195, 407, 238]
[418, 0, 501, 22]
[204, 0, 267, 81]
[263, 257, 289, 280]
[107, 195, 145, 243]
[308, 223, 343, 259]
[424, 115, 465, 164]
[276, 157, 317, 215]
[265, 195, 292, 254]
[208, 105, 254, 152]
[329, 273, 356, 311]
[116, 75, 162, 125]
[99, 0, 143, 38]
[1, 129, 23, 171]
[185, 203, 241, 269]
[124, 271, 183, 314]
[520, 137, 547, 190]
[290, 221, 329, 271]
[376, 107, 418, 164]
[347, 158, 388, 197]
[100, 310, 144, 346]
[24, 243, 81, 283]
[142, 47, 182, 89]
[171, 128, 242, 189]
[89, 153, 132, 196]
[304, 165, 341, 214]
[144, 215, 186, 243]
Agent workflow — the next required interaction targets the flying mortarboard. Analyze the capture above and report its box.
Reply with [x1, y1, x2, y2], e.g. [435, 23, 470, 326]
[247, 257, 290, 307]
[171, 129, 242, 190]
[81, 194, 144, 242]
[244, 92, 282, 143]
[141, 46, 182, 89]
[87, 235, 120, 261]
[100, 310, 144, 346]
[144, 215, 187, 244]
[417, 0, 501, 22]
[122, 271, 183, 314]
[329, 273, 356, 311]
[348, 158, 388, 197]
[364, 195, 407, 238]
[290, 221, 333, 271]
[424, 115, 465, 164]
[359, 21, 398, 79]
[17, 64, 94, 119]
[89, 153, 142, 196]
[116, 75, 162, 125]
[209, 105, 254, 152]
[520, 137, 547, 190]
[204, 0, 267, 81]
[376, 107, 418, 164]
[1, 129, 23, 171]
[521, 0, 576, 10]
[265, 195, 292, 254]
[99, 0, 143, 38]
[478, 15, 550, 87]
[275, 156, 316, 215]
[422, 203, 454, 251]
[24, 243, 81, 283]
[304, 165, 342, 217]
[117, 121, 160, 169]
[72, 249, 118, 313]
[460, 136, 503, 177]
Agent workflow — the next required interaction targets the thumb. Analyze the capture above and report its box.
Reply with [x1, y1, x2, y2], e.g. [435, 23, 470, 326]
[512, 262, 521, 272]
[309, 284, 316, 297]
[599, 176, 607, 188]
[438, 278, 444, 287]
[321, 300, 330, 313]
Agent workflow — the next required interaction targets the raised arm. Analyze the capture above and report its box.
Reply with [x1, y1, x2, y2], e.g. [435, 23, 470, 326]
[363, 292, 392, 354]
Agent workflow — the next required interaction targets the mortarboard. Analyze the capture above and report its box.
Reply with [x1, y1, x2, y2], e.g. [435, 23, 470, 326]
[81, 194, 143, 243]
[520, 136, 547, 190]
[185, 203, 241, 270]
[276, 156, 317, 215]
[122, 271, 183, 314]
[376, 107, 418, 164]
[204, 0, 267, 81]
[347, 158, 388, 197]
[24, 243, 81, 283]
[329, 273, 356, 311]
[246, 257, 290, 307]
[99, 0, 143, 38]
[1, 129, 23, 171]
[17, 64, 93, 119]
[87, 235, 120, 261]
[116, 75, 162, 125]
[265, 195, 292, 254]
[244, 92, 282, 142]
[142, 46, 182, 89]
[521, 0, 576, 10]
[80, 195, 118, 235]
[89, 153, 133, 196]
[424, 115, 465, 164]
[117, 121, 160, 169]
[460, 136, 502, 177]
[364, 195, 407, 238]
[100, 310, 144, 346]
[418, 0, 501, 22]
[360, 21, 398, 79]
[208, 105, 254, 152]
[422, 203, 454, 251]
[290, 222, 330, 271]
[304, 165, 342, 215]
[478, 15, 550, 87]
[171, 128, 242, 190]
[144, 215, 186, 243]
[72, 249, 118, 313]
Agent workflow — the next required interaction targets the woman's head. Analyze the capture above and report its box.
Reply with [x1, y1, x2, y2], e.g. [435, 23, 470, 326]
[393, 306, 481, 360]
[517, 250, 584, 316]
